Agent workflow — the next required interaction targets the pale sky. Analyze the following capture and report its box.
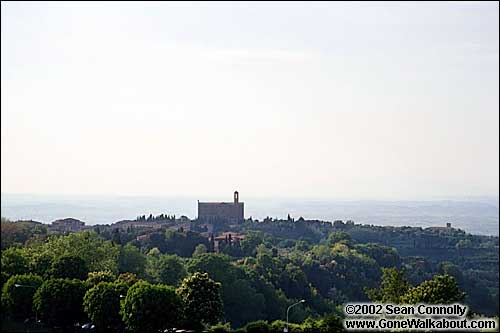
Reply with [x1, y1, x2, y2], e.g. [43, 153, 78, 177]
[1, 1, 499, 200]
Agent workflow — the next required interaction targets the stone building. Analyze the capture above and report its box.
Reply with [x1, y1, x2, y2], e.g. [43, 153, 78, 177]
[50, 218, 85, 232]
[210, 231, 246, 252]
[198, 191, 244, 224]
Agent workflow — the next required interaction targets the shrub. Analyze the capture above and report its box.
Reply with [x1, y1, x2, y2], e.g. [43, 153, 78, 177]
[244, 320, 270, 333]
[33, 278, 86, 327]
[1, 274, 43, 320]
[121, 281, 182, 332]
[83, 282, 123, 331]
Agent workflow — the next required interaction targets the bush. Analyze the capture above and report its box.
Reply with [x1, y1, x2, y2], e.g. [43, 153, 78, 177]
[121, 281, 182, 332]
[1, 274, 43, 320]
[177, 272, 224, 329]
[116, 272, 140, 287]
[400, 274, 466, 304]
[244, 320, 270, 333]
[85, 271, 116, 287]
[317, 314, 344, 332]
[1, 248, 30, 277]
[269, 320, 301, 333]
[33, 278, 86, 327]
[83, 282, 123, 331]
[209, 322, 232, 333]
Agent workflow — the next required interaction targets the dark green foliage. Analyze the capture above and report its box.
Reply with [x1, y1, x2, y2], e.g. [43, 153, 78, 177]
[121, 281, 182, 333]
[37, 231, 120, 273]
[187, 253, 237, 286]
[165, 230, 210, 257]
[366, 267, 410, 303]
[140, 229, 210, 257]
[83, 282, 123, 332]
[400, 274, 466, 304]
[1, 247, 30, 277]
[85, 271, 116, 288]
[193, 243, 208, 257]
[244, 320, 270, 333]
[1, 219, 47, 249]
[402, 256, 434, 285]
[315, 315, 345, 333]
[187, 253, 271, 326]
[269, 320, 301, 333]
[278, 264, 310, 300]
[437, 261, 464, 285]
[209, 322, 232, 333]
[116, 272, 140, 287]
[118, 244, 146, 276]
[241, 219, 323, 244]
[177, 272, 224, 329]
[327, 231, 352, 245]
[49, 254, 88, 280]
[224, 279, 266, 326]
[301, 242, 381, 301]
[240, 231, 263, 257]
[33, 278, 87, 327]
[111, 282, 128, 299]
[1, 274, 43, 320]
[31, 252, 53, 278]
[355, 243, 401, 268]
[147, 253, 187, 286]
[0, 216, 497, 328]
[1, 271, 9, 289]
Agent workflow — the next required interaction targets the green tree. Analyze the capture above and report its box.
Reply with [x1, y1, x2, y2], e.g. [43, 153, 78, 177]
[162, 230, 210, 257]
[327, 231, 352, 245]
[121, 281, 182, 333]
[147, 254, 187, 286]
[1, 274, 43, 320]
[49, 254, 88, 280]
[33, 278, 87, 328]
[224, 279, 265, 327]
[85, 271, 116, 288]
[437, 261, 464, 286]
[193, 244, 208, 257]
[116, 272, 140, 287]
[278, 263, 311, 300]
[83, 282, 123, 332]
[177, 272, 224, 329]
[38, 231, 120, 273]
[31, 252, 54, 278]
[400, 274, 466, 304]
[1, 247, 30, 277]
[118, 244, 146, 277]
[354, 243, 401, 268]
[366, 267, 410, 303]
[186, 253, 236, 286]
[1, 219, 47, 249]
[240, 232, 263, 257]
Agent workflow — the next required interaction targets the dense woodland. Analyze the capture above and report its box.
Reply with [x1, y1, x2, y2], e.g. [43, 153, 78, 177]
[1, 216, 498, 332]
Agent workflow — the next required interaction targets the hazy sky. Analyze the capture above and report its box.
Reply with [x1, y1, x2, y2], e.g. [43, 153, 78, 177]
[1, 1, 499, 200]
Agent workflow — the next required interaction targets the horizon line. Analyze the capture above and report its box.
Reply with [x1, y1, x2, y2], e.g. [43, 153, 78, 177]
[1, 191, 499, 203]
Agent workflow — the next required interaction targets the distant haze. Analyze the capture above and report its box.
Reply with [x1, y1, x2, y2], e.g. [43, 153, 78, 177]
[1, 193, 498, 236]
[1, 2, 499, 200]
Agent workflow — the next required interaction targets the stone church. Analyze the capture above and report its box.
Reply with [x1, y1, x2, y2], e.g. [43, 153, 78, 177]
[198, 191, 244, 224]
